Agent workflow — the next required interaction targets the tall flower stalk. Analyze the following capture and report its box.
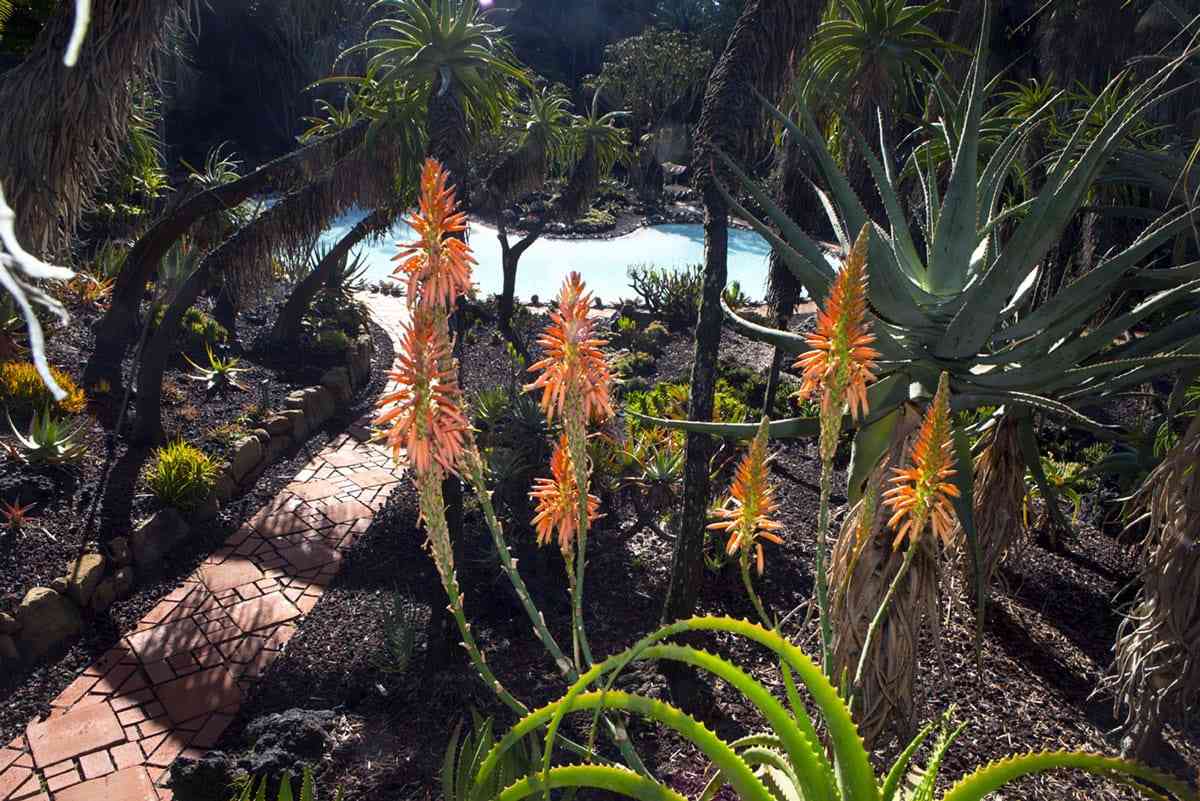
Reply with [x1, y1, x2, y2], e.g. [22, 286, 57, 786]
[793, 223, 879, 676]
[377, 159, 526, 717]
[708, 416, 783, 627]
[853, 371, 959, 694]
[525, 271, 613, 667]
[377, 159, 643, 771]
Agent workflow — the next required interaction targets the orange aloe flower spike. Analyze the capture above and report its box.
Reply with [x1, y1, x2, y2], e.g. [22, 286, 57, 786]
[530, 433, 601, 554]
[882, 372, 960, 550]
[793, 224, 880, 424]
[375, 308, 469, 475]
[524, 272, 614, 424]
[707, 417, 784, 574]
[392, 158, 476, 310]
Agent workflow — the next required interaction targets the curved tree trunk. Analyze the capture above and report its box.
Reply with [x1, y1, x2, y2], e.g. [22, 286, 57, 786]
[87, 121, 369, 389]
[132, 264, 211, 443]
[271, 206, 396, 344]
[662, 0, 814, 631]
[0, 0, 188, 257]
[496, 215, 546, 354]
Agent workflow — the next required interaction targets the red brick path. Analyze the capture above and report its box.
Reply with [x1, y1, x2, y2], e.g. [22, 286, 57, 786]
[1, 296, 409, 800]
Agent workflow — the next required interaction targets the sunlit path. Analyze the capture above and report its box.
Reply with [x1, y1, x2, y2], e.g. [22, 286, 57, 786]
[0, 297, 409, 801]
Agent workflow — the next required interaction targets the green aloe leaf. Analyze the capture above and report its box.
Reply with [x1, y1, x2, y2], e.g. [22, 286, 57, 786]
[940, 751, 1196, 801]
[927, 9, 987, 295]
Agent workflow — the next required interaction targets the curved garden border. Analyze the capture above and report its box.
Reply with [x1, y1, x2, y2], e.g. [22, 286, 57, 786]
[0, 333, 374, 669]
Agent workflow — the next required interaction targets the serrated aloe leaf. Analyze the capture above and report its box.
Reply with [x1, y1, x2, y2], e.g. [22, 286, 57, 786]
[927, 10, 987, 295]
[712, 178, 833, 299]
[996, 207, 1195, 343]
[940, 751, 1196, 801]
[629, 412, 819, 440]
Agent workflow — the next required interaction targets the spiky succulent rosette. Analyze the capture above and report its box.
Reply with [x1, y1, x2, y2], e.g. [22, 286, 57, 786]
[393, 158, 476, 310]
[375, 307, 469, 476]
[883, 373, 960, 550]
[708, 417, 783, 575]
[525, 271, 613, 426]
[530, 434, 601, 555]
[793, 225, 880, 461]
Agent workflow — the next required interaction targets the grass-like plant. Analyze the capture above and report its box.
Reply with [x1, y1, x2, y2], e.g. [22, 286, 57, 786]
[143, 440, 218, 512]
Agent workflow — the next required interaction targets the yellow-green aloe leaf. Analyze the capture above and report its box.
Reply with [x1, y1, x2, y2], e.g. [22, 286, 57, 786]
[498, 765, 686, 801]
[940, 751, 1198, 801]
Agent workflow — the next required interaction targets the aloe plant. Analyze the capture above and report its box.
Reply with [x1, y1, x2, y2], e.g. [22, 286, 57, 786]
[642, 8, 1200, 547]
[231, 767, 340, 801]
[184, 345, 249, 395]
[466, 615, 1195, 801]
[7, 408, 86, 465]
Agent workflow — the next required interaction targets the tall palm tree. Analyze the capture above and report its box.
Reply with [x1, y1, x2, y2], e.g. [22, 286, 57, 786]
[798, 0, 952, 211]
[345, 0, 528, 189]
[661, 0, 813, 633]
[0, 0, 188, 258]
[486, 84, 578, 210]
[491, 87, 627, 345]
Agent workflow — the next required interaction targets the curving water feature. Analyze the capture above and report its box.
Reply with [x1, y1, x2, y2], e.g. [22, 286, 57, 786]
[319, 210, 774, 302]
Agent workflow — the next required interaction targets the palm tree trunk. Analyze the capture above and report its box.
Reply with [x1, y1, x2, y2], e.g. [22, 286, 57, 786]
[0, 0, 188, 257]
[762, 135, 823, 415]
[662, 0, 813, 629]
[271, 206, 395, 344]
[87, 121, 370, 389]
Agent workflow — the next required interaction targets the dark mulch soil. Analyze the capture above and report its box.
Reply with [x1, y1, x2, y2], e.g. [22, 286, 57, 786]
[219, 310, 1200, 801]
[0, 304, 392, 749]
[0, 290, 363, 594]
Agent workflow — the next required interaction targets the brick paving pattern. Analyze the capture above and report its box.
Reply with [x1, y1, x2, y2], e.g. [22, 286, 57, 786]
[1, 296, 409, 800]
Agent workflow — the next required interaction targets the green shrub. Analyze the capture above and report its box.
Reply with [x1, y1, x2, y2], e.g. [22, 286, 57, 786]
[310, 329, 352, 356]
[309, 291, 367, 336]
[625, 379, 749, 445]
[471, 389, 554, 523]
[613, 350, 655, 379]
[621, 375, 651, 395]
[627, 263, 702, 328]
[442, 713, 532, 801]
[0, 361, 87, 417]
[723, 279, 750, 309]
[643, 320, 669, 345]
[144, 441, 218, 512]
[152, 306, 229, 354]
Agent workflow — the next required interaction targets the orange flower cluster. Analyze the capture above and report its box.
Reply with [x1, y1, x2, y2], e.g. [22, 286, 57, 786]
[708, 418, 784, 575]
[530, 434, 600, 553]
[525, 272, 613, 424]
[376, 158, 478, 477]
[376, 310, 469, 475]
[883, 373, 960, 550]
[392, 158, 476, 310]
[794, 225, 880, 429]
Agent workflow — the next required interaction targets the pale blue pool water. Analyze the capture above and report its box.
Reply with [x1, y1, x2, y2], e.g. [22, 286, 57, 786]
[319, 210, 773, 302]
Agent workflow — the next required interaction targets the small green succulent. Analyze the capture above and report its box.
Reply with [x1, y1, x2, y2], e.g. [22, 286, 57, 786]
[6, 409, 87, 466]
